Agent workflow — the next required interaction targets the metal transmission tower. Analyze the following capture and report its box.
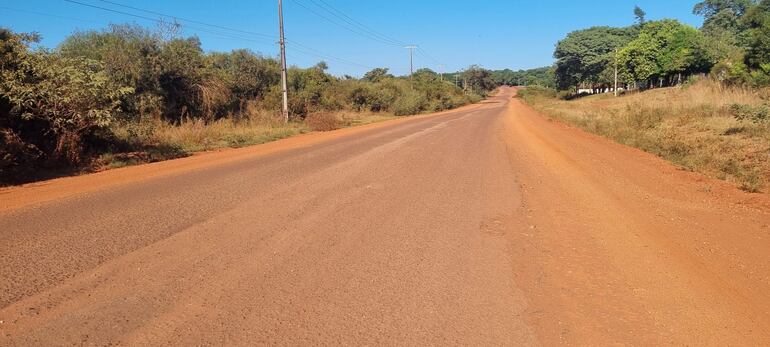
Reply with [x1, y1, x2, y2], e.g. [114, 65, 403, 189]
[404, 45, 417, 80]
[278, 0, 289, 122]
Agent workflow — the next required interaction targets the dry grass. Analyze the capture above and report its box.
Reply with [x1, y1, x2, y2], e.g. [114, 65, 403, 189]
[337, 110, 397, 127]
[101, 108, 398, 170]
[520, 79, 770, 192]
[306, 112, 341, 131]
[154, 118, 306, 153]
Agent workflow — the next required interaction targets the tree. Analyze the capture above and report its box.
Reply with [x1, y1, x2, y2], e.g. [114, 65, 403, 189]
[694, 0, 755, 61]
[554, 26, 638, 90]
[413, 68, 438, 81]
[205, 49, 280, 110]
[742, 0, 770, 69]
[634, 6, 647, 25]
[694, 0, 754, 20]
[314, 61, 329, 71]
[618, 20, 711, 87]
[460, 65, 496, 94]
[491, 67, 555, 88]
[362, 67, 392, 82]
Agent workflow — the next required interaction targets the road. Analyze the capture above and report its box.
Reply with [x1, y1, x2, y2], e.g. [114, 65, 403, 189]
[1, 87, 769, 345]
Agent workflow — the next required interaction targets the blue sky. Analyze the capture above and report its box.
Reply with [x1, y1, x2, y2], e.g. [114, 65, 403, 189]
[2, 0, 703, 77]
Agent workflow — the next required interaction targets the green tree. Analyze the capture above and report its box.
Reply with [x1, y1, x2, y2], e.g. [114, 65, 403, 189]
[460, 65, 497, 95]
[694, 0, 754, 61]
[205, 49, 280, 114]
[554, 26, 637, 90]
[634, 6, 647, 25]
[695, 0, 754, 25]
[491, 67, 555, 88]
[618, 20, 711, 87]
[742, 0, 770, 69]
[59, 25, 229, 122]
[362, 67, 392, 82]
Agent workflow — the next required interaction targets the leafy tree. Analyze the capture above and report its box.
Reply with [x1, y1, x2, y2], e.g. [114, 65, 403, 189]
[694, 0, 755, 60]
[742, 0, 770, 69]
[205, 49, 280, 110]
[554, 26, 637, 89]
[314, 61, 329, 71]
[362, 67, 392, 82]
[618, 20, 711, 87]
[460, 65, 497, 95]
[634, 6, 647, 25]
[491, 67, 555, 88]
[695, 0, 754, 22]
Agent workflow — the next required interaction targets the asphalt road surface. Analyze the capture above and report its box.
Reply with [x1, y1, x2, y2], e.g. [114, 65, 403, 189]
[1, 88, 769, 345]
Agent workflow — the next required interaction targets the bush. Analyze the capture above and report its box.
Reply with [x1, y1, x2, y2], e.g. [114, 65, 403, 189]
[1, 24, 482, 185]
[305, 112, 341, 131]
[1, 129, 43, 182]
[392, 93, 425, 116]
[1, 52, 132, 163]
[712, 59, 752, 85]
[1, 28, 132, 184]
[517, 86, 559, 99]
[730, 103, 770, 123]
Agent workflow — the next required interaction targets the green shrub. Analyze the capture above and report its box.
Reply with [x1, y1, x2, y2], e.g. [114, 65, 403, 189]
[517, 86, 559, 99]
[1, 24, 482, 184]
[709, 59, 743, 84]
[392, 91, 426, 116]
[1, 28, 132, 171]
[730, 103, 770, 123]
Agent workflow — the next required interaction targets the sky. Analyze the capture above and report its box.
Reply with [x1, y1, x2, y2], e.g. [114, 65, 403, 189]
[2, 0, 704, 77]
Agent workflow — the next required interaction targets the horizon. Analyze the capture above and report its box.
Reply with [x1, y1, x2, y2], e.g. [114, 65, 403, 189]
[2, 0, 703, 77]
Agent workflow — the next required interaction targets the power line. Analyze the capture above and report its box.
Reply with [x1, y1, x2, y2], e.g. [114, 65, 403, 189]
[63, 0, 375, 70]
[289, 0, 401, 47]
[292, 0, 447, 75]
[306, 0, 405, 46]
[64, 0, 275, 46]
[298, 0, 445, 72]
[289, 42, 375, 69]
[96, 0, 277, 39]
[417, 47, 441, 65]
[315, 0, 406, 45]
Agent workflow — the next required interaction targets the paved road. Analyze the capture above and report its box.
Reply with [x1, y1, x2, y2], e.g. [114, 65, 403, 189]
[1, 88, 769, 345]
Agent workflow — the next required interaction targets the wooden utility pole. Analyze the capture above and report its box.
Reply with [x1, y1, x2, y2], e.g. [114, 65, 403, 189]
[614, 48, 618, 97]
[278, 0, 289, 122]
[405, 45, 417, 81]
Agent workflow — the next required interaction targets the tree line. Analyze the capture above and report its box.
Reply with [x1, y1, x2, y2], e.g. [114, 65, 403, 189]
[545, 0, 770, 92]
[491, 67, 556, 88]
[0, 23, 497, 183]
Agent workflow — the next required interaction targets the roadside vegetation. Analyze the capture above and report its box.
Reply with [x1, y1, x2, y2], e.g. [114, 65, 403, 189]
[441, 66, 556, 89]
[0, 24, 495, 185]
[519, 79, 770, 192]
[519, 0, 770, 192]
